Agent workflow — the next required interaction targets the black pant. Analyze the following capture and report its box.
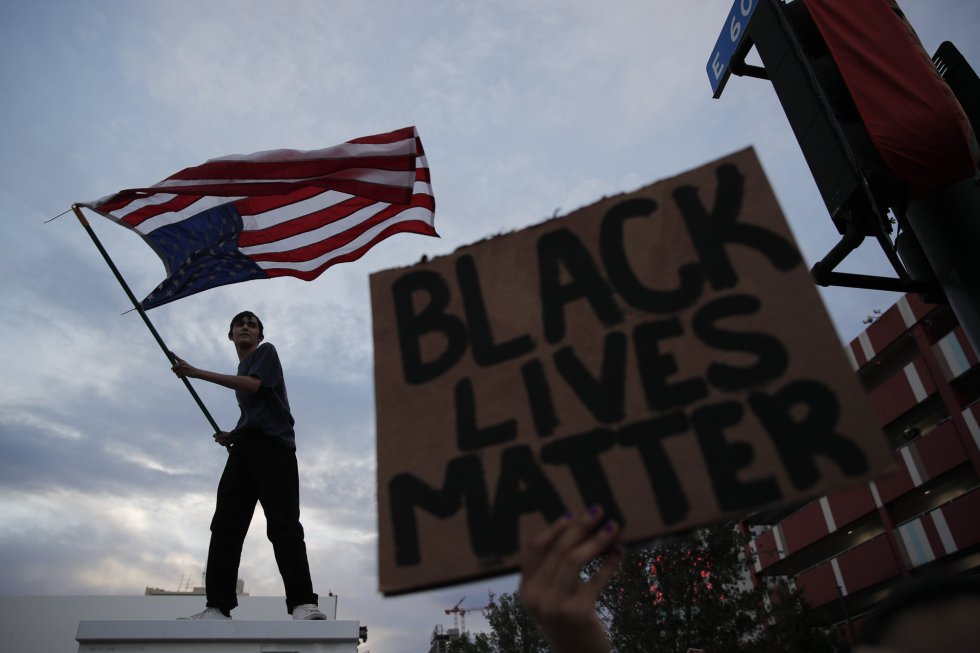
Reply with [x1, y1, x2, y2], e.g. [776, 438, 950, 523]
[205, 433, 317, 614]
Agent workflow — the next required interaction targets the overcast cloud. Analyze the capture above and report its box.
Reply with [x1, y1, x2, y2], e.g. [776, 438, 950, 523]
[2, 1, 978, 651]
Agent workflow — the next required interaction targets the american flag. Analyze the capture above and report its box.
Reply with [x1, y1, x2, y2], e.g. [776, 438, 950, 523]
[82, 126, 436, 309]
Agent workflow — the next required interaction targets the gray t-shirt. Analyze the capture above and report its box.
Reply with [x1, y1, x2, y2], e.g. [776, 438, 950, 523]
[232, 342, 296, 449]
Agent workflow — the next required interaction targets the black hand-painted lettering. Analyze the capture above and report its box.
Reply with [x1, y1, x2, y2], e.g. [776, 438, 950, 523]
[692, 294, 789, 390]
[749, 380, 868, 490]
[389, 455, 493, 566]
[538, 228, 623, 344]
[456, 255, 534, 366]
[692, 401, 781, 511]
[455, 378, 518, 451]
[600, 198, 703, 312]
[673, 163, 802, 290]
[491, 446, 567, 555]
[521, 359, 559, 437]
[553, 332, 627, 424]
[392, 270, 467, 384]
[634, 318, 709, 411]
[617, 412, 691, 525]
[540, 429, 623, 526]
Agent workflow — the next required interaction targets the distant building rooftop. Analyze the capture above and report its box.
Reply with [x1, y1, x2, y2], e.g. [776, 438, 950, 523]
[144, 577, 248, 596]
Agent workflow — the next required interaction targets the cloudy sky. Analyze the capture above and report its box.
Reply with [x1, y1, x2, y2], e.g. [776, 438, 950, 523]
[2, 1, 978, 651]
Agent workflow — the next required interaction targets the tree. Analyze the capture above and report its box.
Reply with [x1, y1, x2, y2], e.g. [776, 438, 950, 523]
[597, 524, 760, 653]
[475, 523, 836, 652]
[758, 579, 836, 653]
[447, 631, 495, 653]
[485, 590, 551, 653]
[595, 523, 835, 653]
[449, 591, 550, 653]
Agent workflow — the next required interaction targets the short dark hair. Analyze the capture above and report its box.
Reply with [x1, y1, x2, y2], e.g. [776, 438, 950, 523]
[229, 311, 264, 340]
[859, 574, 980, 644]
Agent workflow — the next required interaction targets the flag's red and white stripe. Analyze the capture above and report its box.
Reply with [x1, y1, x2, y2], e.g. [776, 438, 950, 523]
[84, 126, 436, 287]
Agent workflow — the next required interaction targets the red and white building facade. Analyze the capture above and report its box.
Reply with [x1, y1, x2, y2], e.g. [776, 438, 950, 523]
[742, 294, 980, 641]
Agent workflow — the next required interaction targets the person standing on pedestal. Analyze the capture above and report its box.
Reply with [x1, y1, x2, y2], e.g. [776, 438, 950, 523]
[172, 310, 326, 621]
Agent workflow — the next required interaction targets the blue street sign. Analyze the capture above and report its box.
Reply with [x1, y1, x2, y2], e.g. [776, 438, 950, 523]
[707, 0, 759, 98]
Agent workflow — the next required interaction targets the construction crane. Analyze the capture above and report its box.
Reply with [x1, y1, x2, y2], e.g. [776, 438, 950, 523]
[444, 596, 489, 634]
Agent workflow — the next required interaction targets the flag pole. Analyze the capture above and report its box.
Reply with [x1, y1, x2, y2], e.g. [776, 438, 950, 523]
[71, 204, 222, 434]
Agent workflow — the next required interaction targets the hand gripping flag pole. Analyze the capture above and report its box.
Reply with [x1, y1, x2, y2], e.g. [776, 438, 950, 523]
[71, 204, 222, 433]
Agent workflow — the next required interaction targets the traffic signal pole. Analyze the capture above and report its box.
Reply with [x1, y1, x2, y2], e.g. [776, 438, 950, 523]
[904, 177, 980, 355]
[709, 0, 980, 353]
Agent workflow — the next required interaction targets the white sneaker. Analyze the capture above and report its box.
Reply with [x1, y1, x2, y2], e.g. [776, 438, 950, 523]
[292, 604, 327, 620]
[179, 607, 231, 620]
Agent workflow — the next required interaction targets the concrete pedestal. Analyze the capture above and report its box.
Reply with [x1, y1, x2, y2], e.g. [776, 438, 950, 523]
[76, 619, 362, 653]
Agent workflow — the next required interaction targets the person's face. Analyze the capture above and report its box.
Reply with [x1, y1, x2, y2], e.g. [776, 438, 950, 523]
[229, 315, 263, 346]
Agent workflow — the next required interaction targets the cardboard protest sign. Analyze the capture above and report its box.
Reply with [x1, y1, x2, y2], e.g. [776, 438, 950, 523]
[370, 148, 890, 595]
